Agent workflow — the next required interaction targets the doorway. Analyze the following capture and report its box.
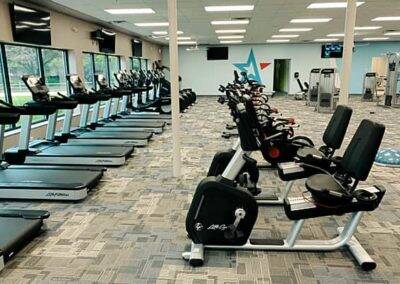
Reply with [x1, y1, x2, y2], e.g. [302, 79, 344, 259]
[273, 59, 291, 95]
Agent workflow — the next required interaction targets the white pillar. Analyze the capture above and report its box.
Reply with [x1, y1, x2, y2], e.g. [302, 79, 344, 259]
[168, 0, 182, 177]
[339, 0, 357, 105]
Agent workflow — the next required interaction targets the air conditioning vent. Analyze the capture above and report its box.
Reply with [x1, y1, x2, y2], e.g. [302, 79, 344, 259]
[109, 20, 128, 24]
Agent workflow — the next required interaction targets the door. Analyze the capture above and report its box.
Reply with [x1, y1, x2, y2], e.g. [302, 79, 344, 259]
[273, 59, 291, 95]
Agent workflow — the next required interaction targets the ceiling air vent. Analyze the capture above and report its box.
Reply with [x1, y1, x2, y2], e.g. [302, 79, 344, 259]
[109, 20, 128, 24]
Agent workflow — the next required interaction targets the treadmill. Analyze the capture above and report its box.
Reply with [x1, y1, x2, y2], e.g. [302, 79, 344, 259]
[113, 70, 172, 122]
[0, 100, 104, 201]
[0, 109, 49, 271]
[93, 74, 166, 134]
[4, 75, 133, 166]
[55, 74, 152, 147]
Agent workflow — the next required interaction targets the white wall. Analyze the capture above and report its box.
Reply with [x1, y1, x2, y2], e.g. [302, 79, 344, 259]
[163, 42, 400, 96]
[163, 44, 334, 95]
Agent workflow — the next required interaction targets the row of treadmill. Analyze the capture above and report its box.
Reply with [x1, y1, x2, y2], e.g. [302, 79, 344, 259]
[0, 68, 196, 271]
[182, 72, 386, 271]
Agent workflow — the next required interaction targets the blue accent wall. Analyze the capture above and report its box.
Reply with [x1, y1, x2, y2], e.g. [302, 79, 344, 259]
[337, 42, 400, 93]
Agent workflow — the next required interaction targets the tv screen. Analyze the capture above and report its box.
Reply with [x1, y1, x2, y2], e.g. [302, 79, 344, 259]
[99, 29, 116, 53]
[9, 4, 51, 45]
[207, 47, 229, 60]
[132, 39, 142, 57]
[321, 44, 343, 58]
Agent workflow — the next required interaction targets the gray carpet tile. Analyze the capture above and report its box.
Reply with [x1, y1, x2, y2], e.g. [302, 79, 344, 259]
[0, 95, 399, 283]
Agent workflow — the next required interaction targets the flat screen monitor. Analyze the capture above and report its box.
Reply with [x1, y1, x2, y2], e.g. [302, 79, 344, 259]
[132, 39, 143, 57]
[99, 29, 116, 53]
[321, 44, 343, 58]
[207, 47, 229, 60]
[9, 4, 51, 45]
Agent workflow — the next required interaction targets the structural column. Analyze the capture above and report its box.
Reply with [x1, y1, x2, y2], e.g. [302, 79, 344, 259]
[339, 0, 357, 105]
[167, 0, 182, 177]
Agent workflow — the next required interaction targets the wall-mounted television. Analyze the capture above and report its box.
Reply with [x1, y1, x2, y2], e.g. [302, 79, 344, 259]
[132, 39, 142, 57]
[321, 44, 343, 58]
[99, 29, 116, 53]
[207, 47, 229, 60]
[9, 4, 51, 45]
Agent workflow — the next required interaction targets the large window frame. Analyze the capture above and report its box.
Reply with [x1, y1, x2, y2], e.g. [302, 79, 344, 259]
[0, 41, 69, 130]
[83, 52, 121, 91]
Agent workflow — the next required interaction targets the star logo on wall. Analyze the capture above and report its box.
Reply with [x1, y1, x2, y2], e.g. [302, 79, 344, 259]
[233, 49, 271, 83]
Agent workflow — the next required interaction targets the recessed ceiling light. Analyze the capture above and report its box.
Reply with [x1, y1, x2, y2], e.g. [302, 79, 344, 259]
[205, 5, 254, 12]
[152, 31, 183, 35]
[218, 35, 244, 39]
[215, 29, 246, 34]
[314, 38, 339, 42]
[385, 31, 400, 36]
[372, 16, 400, 22]
[354, 26, 381, 30]
[362, 37, 389, 41]
[272, 34, 299, 38]
[220, 40, 243, 44]
[279, 28, 313, 32]
[177, 41, 197, 45]
[135, 22, 169, 27]
[105, 8, 155, 14]
[211, 20, 249, 25]
[166, 36, 191, 40]
[290, 18, 332, 23]
[266, 39, 290, 43]
[327, 33, 360, 37]
[307, 2, 364, 9]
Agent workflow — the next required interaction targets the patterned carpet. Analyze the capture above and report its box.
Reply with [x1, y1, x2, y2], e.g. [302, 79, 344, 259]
[0, 96, 399, 283]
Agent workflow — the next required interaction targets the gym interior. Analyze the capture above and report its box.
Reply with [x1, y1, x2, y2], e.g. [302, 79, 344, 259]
[0, 0, 399, 283]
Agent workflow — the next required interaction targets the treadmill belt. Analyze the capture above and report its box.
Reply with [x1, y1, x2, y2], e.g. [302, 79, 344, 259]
[0, 217, 42, 262]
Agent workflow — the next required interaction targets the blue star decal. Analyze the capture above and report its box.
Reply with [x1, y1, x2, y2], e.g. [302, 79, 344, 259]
[233, 49, 261, 83]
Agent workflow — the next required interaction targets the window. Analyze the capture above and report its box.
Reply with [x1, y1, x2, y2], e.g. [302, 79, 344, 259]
[132, 57, 141, 72]
[5, 45, 40, 107]
[94, 54, 107, 82]
[108, 56, 120, 87]
[1, 43, 69, 128]
[141, 58, 148, 71]
[83, 53, 95, 90]
[42, 49, 68, 94]
[0, 52, 6, 101]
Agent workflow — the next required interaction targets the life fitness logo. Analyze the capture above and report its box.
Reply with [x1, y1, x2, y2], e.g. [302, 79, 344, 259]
[233, 49, 271, 83]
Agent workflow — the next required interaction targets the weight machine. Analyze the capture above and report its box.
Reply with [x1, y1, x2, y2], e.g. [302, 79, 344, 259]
[377, 53, 400, 108]
[316, 68, 339, 113]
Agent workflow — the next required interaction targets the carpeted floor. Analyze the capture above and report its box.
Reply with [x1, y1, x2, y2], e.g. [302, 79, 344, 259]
[0, 96, 399, 283]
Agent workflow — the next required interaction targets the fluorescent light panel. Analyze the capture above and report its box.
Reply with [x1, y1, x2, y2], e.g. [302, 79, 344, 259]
[279, 28, 313, 32]
[220, 40, 243, 44]
[105, 8, 155, 14]
[205, 5, 254, 12]
[215, 29, 246, 34]
[218, 35, 244, 39]
[355, 26, 381, 30]
[211, 20, 249, 25]
[152, 31, 183, 35]
[363, 37, 389, 41]
[372, 16, 400, 21]
[178, 41, 197, 45]
[314, 38, 339, 42]
[272, 34, 299, 38]
[385, 32, 400, 36]
[267, 39, 290, 43]
[327, 32, 359, 37]
[135, 22, 169, 27]
[307, 2, 364, 9]
[166, 36, 191, 40]
[290, 18, 332, 23]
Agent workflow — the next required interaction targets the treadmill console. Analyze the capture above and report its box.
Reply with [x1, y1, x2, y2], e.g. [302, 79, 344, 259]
[22, 75, 50, 101]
